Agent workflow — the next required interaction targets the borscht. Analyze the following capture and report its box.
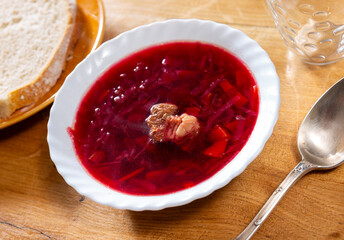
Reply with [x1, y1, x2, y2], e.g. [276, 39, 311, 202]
[68, 41, 259, 195]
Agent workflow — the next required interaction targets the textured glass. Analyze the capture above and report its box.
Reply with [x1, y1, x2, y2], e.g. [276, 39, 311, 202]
[267, 0, 344, 65]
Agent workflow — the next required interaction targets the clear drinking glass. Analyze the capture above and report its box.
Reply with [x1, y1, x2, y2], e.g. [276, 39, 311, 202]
[267, 0, 344, 65]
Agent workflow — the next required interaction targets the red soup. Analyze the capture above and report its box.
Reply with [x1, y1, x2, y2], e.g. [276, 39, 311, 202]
[68, 42, 259, 195]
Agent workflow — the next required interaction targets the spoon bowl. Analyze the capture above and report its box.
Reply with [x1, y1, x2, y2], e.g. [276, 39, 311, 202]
[236, 78, 344, 239]
[298, 78, 344, 169]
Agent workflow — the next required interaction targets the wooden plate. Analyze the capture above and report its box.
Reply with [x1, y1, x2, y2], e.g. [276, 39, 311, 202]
[0, 0, 105, 129]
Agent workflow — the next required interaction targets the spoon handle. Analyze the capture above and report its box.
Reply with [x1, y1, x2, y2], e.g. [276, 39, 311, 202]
[234, 159, 314, 240]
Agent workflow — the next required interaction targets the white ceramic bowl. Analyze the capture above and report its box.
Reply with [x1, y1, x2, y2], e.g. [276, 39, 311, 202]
[47, 19, 280, 211]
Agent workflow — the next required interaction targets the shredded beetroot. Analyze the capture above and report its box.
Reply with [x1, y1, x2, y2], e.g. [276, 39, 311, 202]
[69, 42, 259, 195]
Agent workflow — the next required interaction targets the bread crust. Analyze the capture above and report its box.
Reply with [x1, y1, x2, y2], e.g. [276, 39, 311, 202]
[0, 0, 77, 119]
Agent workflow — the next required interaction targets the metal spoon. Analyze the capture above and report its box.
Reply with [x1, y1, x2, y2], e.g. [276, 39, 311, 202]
[235, 78, 344, 240]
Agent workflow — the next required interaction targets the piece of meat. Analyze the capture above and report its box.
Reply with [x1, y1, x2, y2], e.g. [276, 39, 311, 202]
[150, 103, 178, 116]
[165, 114, 200, 142]
[145, 103, 200, 145]
[146, 103, 179, 142]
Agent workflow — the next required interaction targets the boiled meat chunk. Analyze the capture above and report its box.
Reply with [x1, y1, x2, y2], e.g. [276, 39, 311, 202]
[145, 103, 178, 142]
[146, 103, 200, 144]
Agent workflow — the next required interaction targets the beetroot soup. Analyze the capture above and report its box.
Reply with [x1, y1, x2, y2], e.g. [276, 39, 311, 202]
[68, 42, 259, 195]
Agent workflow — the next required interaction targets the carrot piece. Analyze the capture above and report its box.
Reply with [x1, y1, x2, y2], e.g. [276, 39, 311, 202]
[224, 119, 246, 142]
[203, 139, 228, 158]
[208, 124, 230, 143]
[219, 79, 233, 93]
[220, 79, 248, 108]
[119, 167, 144, 182]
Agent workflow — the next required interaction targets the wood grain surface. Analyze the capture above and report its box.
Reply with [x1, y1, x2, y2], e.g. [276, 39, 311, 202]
[1, 0, 343, 239]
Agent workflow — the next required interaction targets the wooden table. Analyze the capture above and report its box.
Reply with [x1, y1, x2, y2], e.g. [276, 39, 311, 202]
[1, 0, 343, 239]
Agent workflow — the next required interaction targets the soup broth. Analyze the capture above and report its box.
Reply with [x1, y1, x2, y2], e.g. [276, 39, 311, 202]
[69, 42, 259, 195]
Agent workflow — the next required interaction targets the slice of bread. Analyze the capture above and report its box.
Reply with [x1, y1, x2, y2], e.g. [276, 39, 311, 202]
[0, 0, 76, 119]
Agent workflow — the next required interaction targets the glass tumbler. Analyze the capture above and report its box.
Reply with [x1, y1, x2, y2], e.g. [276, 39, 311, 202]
[267, 0, 344, 65]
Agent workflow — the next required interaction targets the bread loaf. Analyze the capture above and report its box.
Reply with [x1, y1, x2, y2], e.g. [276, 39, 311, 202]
[0, 0, 76, 119]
